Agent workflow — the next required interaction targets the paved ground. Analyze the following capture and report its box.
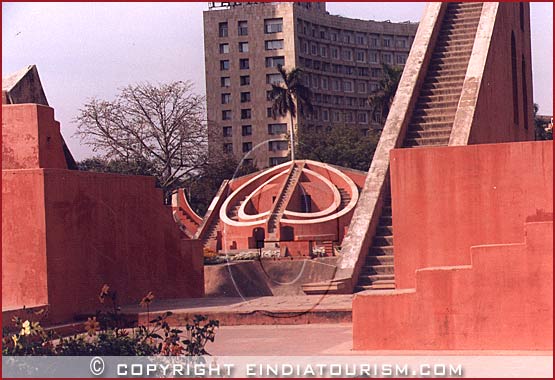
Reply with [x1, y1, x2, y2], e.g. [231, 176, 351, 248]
[121, 295, 354, 325]
[209, 323, 354, 356]
[208, 323, 554, 357]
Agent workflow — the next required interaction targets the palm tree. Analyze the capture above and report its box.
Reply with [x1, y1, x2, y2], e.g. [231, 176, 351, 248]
[368, 64, 403, 124]
[269, 64, 313, 161]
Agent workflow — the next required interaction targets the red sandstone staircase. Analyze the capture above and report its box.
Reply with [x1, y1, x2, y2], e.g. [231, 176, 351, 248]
[355, 2, 483, 292]
[267, 162, 303, 235]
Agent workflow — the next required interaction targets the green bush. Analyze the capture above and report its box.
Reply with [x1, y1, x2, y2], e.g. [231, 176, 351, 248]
[2, 285, 219, 356]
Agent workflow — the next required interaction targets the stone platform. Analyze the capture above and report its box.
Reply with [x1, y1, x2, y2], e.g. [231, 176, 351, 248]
[120, 295, 353, 326]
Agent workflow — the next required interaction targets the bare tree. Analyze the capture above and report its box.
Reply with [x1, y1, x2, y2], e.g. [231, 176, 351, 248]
[75, 81, 208, 196]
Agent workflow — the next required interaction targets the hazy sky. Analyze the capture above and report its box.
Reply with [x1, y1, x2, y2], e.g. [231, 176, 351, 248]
[2, 2, 553, 160]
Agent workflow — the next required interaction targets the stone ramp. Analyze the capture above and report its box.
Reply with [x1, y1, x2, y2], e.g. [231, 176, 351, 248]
[120, 295, 353, 326]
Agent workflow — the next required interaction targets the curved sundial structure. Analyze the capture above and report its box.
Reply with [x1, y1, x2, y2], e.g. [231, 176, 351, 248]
[173, 160, 366, 256]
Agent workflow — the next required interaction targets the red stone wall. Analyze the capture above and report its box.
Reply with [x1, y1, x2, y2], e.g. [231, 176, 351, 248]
[352, 141, 553, 350]
[2, 104, 204, 323]
[353, 221, 553, 350]
[2, 170, 49, 309]
[2, 104, 67, 169]
[469, 3, 534, 143]
[390, 141, 552, 289]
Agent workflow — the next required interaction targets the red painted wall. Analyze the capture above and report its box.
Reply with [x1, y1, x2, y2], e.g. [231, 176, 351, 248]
[2, 104, 67, 169]
[469, 4, 535, 144]
[390, 141, 552, 289]
[2, 170, 49, 309]
[2, 104, 204, 323]
[353, 141, 553, 350]
[353, 221, 553, 350]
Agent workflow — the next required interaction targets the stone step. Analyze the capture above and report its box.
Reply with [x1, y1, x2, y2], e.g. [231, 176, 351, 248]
[412, 114, 456, 124]
[361, 264, 395, 275]
[443, 15, 481, 24]
[413, 106, 458, 117]
[427, 66, 469, 76]
[376, 225, 393, 235]
[420, 86, 463, 96]
[421, 81, 464, 91]
[407, 128, 452, 139]
[416, 99, 459, 109]
[354, 284, 394, 292]
[408, 120, 454, 130]
[435, 35, 476, 45]
[427, 60, 469, 71]
[441, 20, 481, 30]
[431, 50, 471, 60]
[379, 215, 392, 226]
[370, 245, 394, 256]
[357, 274, 395, 285]
[373, 235, 394, 246]
[365, 255, 394, 265]
[424, 74, 466, 84]
[404, 138, 449, 147]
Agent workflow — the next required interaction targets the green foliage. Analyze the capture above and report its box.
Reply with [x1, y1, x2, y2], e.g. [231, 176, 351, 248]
[534, 103, 553, 140]
[184, 155, 258, 216]
[368, 64, 403, 124]
[298, 125, 380, 171]
[77, 157, 158, 177]
[269, 64, 313, 160]
[2, 285, 218, 356]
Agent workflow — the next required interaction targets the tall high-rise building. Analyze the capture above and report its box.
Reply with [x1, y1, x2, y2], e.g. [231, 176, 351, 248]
[204, 2, 418, 168]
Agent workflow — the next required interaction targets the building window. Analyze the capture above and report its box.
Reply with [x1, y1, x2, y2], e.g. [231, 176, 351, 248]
[238, 20, 248, 36]
[239, 42, 249, 52]
[322, 109, 329, 121]
[382, 37, 391, 48]
[221, 77, 231, 87]
[242, 125, 252, 136]
[356, 50, 365, 62]
[239, 58, 249, 70]
[265, 39, 284, 50]
[311, 43, 318, 55]
[242, 142, 252, 153]
[345, 111, 354, 123]
[240, 92, 251, 103]
[268, 123, 287, 135]
[331, 47, 339, 59]
[396, 54, 406, 65]
[267, 107, 273, 118]
[343, 33, 352, 43]
[220, 60, 230, 70]
[266, 56, 285, 68]
[396, 38, 407, 48]
[241, 109, 252, 119]
[357, 111, 368, 124]
[370, 36, 378, 47]
[266, 73, 283, 84]
[240, 75, 250, 86]
[223, 126, 232, 137]
[223, 143, 233, 153]
[222, 110, 232, 120]
[357, 82, 367, 93]
[342, 49, 352, 61]
[219, 43, 229, 54]
[269, 140, 288, 151]
[264, 18, 283, 34]
[321, 77, 329, 90]
[371, 68, 381, 78]
[382, 53, 392, 64]
[219, 22, 228, 37]
[320, 46, 328, 57]
[369, 51, 378, 63]
[269, 157, 288, 166]
[221, 93, 231, 104]
[355, 34, 365, 45]
[242, 158, 253, 167]
[332, 111, 341, 123]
